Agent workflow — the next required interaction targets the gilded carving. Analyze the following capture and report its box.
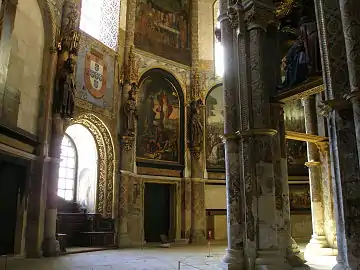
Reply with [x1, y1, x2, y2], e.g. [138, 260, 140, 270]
[121, 136, 135, 151]
[121, 46, 140, 85]
[67, 113, 115, 218]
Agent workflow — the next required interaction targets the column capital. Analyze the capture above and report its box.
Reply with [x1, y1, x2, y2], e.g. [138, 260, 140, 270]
[318, 98, 351, 117]
[344, 90, 360, 104]
[315, 141, 329, 154]
[243, 0, 275, 31]
[120, 135, 135, 151]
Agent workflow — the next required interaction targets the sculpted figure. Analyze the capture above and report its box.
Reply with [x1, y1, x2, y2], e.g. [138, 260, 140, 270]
[123, 83, 138, 137]
[277, 16, 321, 90]
[54, 57, 76, 118]
[189, 99, 204, 148]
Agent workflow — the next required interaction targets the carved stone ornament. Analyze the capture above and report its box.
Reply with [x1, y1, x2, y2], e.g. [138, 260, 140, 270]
[58, 1, 80, 55]
[190, 147, 201, 160]
[227, 4, 240, 29]
[121, 136, 135, 151]
[52, 113, 65, 136]
[122, 46, 139, 85]
[123, 83, 138, 137]
[318, 98, 351, 117]
[244, 2, 275, 30]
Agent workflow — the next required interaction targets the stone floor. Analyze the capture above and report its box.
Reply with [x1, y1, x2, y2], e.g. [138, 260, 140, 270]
[0, 245, 336, 270]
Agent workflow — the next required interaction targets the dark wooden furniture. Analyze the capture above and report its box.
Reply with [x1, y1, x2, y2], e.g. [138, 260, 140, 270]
[56, 197, 115, 248]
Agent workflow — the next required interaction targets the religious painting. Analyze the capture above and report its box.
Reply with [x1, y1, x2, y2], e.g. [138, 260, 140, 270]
[206, 85, 225, 170]
[134, 0, 191, 65]
[286, 140, 308, 176]
[289, 184, 311, 213]
[136, 72, 182, 164]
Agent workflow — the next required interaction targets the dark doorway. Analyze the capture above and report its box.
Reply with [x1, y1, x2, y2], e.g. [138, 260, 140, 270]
[144, 183, 171, 242]
[0, 160, 26, 255]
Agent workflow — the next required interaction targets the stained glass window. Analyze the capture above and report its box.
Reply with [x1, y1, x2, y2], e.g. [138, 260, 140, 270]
[80, 0, 120, 50]
[57, 135, 77, 201]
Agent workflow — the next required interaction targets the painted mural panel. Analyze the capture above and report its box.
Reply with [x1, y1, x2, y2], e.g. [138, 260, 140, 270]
[206, 85, 225, 170]
[76, 34, 115, 110]
[134, 0, 191, 65]
[136, 74, 181, 163]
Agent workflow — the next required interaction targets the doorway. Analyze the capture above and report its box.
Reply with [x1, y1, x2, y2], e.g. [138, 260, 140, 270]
[144, 183, 173, 243]
[0, 160, 26, 255]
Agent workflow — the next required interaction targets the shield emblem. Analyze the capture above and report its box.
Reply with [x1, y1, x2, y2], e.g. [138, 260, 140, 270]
[84, 52, 107, 99]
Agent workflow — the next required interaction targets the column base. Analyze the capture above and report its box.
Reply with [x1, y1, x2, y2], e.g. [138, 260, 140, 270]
[255, 249, 290, 270]
[118, 233, 132, 248]
[305, 235, 334, 257]
[221, 248, 245, 270]
[191, 230, 207, 244]
[332, 262, 350, 270]
[286, 237, 308, 267]
[42, 237, 60, 257]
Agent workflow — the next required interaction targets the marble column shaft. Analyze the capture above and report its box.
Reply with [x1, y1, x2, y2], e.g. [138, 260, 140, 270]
[302, 96, 327, 247]
[218, 0, 245, 268]
[314, 0, 360, 268]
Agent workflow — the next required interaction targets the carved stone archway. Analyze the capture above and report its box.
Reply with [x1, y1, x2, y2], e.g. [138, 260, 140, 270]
[66, 113, 115, 218]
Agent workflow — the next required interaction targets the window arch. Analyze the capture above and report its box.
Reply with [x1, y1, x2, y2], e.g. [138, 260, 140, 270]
[213, 0, 224, 77]
[80, 0, 120, 50]
[58, 134, 78, 201]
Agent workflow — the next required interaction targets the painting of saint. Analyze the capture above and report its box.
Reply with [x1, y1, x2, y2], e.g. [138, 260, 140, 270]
[137, 74, 181, 163]
[134, 0, 191, 65]
[206, 85, 225, 170]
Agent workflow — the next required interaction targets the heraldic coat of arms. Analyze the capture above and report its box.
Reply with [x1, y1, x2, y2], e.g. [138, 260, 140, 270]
[85, 52, 107, 99]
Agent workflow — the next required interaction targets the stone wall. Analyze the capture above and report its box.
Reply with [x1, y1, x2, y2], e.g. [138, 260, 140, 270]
[6, 0, 44, 134]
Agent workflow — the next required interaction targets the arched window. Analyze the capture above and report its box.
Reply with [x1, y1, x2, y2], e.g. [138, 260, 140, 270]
[213, 0, 224, 77]
[80, 0, 120, 50]
[58, 135, 77, 201]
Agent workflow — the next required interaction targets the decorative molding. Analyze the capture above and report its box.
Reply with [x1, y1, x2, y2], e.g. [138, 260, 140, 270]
[285, 131, 328, 143]
[318, 98, 351, 117]
[305, 161, 321, 167]
[137, 166, 182, 178]
[120, 135, 135, 151]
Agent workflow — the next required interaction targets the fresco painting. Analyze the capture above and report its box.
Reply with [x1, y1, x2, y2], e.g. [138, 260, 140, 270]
[134, 0, 190, 65]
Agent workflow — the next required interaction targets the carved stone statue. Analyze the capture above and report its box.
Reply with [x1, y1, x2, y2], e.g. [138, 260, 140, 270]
[277, 16, 321, 90]
[123, 83, 138, 137]
[54, 56, 76, 118]
[189, 99, 204, 148]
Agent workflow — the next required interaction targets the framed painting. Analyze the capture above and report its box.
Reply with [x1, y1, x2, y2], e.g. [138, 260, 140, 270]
[134, 0, 191, 65]
[206, 84, 225, 171]
[286, 140, 308, 177]
[289, 183, 311, 214]
[136, 69, 184, 166]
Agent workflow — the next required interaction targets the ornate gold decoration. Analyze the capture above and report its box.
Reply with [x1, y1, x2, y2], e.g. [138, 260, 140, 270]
[66, 113, 115, 218]
[285, 131, 328, 143]
[190, 70, 206, 101]
[120, 136, 135, 151]
[276, 79, 324, 103]
[121, 46, 140, 85]
[190, 147, 201, 160]
[305, 161, 321, 167]
[315, 141, 329, 154]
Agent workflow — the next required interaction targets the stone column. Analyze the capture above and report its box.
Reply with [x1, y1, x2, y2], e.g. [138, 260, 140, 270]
[316, 141, 337, 249]
[181, 178, 192, 240]
[314, 0, 360, 268]
[117, 0, 137, 248]
[301, 96, 328, 251]
[243, 3, 286, 268]
[42, 0, 81, 257]
[218, 1, 245, 269]
[271, 102, 308, 268]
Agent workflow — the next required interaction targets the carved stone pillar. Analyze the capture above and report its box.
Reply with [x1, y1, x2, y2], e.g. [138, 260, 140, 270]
[181, 178, 192, 240]
[42, 0, 81, 257]
[243, 3, 286, 268]
[218, 1, 245, 269]
[301, 96, 328, 252]
[271, 103, 307, 268]
[315, 0, 360, 268]
[117, 0, 137, 248]
[316, 141, 337, 249]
